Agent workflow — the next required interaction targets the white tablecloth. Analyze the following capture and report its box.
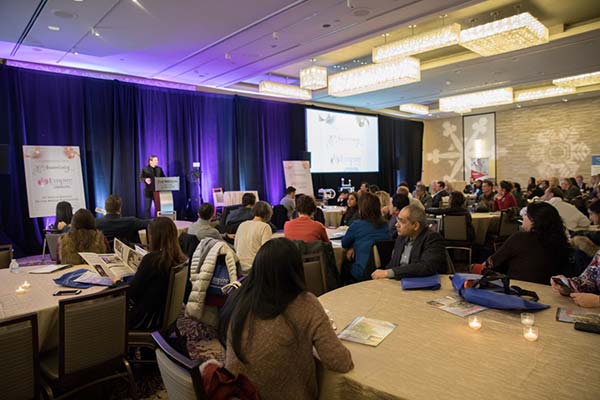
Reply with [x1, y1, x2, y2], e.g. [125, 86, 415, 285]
[0, 265, 104, 351]
[317, 278, 600, 400]
[322, 206, 346, 228]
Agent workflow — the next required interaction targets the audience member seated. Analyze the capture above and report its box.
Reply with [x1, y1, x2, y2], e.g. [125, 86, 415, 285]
[219, 238, 353, 399]
[341, 192, 391, 282]
[337, 189, 349, 207]
[549, 176, 560, 188]
[188, 203, 222, 241]
[120, 217, 186, 330]
[542, 187, 590, 232]
[572, 201, 600, 245]
[493, 180, 517, 211]
[527, 177, 544, 199]
[234, 201, 273, 273]
[426, 191, 475, 242]
[372, 204, 446, 280]
[279, 186, 296, 220]
[341, 192, 359, 226]
[561, 178, 582, 201]
[388, 193, 410, 239]
[431, 181, 449, 208]
[551, 249, 600, 308]
[398, 186, 424, 210]
[59, 209, 107, 265]
[481, 202, 570, 284]
[225, 192, 256, 225]
[51, 201, 73, 233]
[414, 184, 432, 208]
[284, 195, 329, 243]
[95, 194, 150, 246]
[358, 182, 369, 196]
[513, 182, 526, 207]
[575, 175, 587, 192]
[477, 179, 496, 211]
[375, 190, 392, 219]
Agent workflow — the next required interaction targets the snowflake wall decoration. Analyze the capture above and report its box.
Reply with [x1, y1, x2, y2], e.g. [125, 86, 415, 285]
[527, 127, 590, 177]
[426, 120, 463, 181]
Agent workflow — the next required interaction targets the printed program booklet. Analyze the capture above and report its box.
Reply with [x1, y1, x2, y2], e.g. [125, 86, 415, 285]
[556, 307, 600, 324]
[77, 238, 145, 284]
[427, 295, 487, 317]
[337, 316, 397, 347]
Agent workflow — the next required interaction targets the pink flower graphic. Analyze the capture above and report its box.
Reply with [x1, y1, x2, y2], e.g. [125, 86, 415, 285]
[37, 178, 48, 187]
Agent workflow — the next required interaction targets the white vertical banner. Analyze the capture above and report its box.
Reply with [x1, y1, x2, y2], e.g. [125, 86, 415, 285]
[463, 113, 496, 181]
[22, 145, 87, 218]
[283, 160, 314, 196]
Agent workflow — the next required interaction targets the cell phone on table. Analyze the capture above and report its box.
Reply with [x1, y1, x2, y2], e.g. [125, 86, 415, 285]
[94, 264, 108, 277]
[53, 289, 82, 296]
[552, 278, 573, 295]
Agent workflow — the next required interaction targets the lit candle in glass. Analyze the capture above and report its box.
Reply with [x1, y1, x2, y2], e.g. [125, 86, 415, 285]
[15, 286, 26, 294]
[523, 326, 539, 341]
[468, 315, 482, 330]
[521, 313, 534, 327]
[21, 281, 31, 289]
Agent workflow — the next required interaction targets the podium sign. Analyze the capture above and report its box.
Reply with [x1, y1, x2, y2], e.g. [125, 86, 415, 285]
[154, 177, 179, 216]
[155, 177, 180, 192]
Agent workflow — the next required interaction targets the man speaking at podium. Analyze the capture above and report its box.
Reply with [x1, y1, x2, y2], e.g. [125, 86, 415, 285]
[140, 155, 165, 218]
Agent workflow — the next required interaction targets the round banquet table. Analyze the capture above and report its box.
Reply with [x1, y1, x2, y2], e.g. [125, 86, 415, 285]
[317, 277, 600, 400]
[470, 212, 501, 245]
[0, 265, 104, 351]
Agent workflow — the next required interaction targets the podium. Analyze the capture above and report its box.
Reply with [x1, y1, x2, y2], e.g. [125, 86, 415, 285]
[154, 177, 180, 218]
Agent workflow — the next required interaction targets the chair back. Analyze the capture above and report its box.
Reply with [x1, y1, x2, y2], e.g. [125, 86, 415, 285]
[151, 331, 205, 399]
[162, 263, 189, 330]
[442, 215, 468, 242]
[427, 218, 441, 233]
[0, 313, 39, 399]
[219, 204, 243, 229]
[0, 243, 12, 269]
[46, 233, 61, 261]
[498, 211, 520, 237]
[302, 252, 327, 296]
[59, 286, 128, 380]
[212, 187, 225, 208]
[271, 205, 289, 230]
[372, 240, 396, 268]
[444, 248, 456, 274]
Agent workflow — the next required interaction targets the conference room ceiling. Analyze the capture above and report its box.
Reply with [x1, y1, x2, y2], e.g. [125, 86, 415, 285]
[1, 0, 599, 117]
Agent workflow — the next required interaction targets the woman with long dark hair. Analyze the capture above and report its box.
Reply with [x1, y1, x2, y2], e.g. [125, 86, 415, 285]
[54, 201, 73, 232]
[127, 217, 186, 330]
[485, 202, 571, 284]
[219, 238, 353, 399]
[341, 192, 359, 226]
[58, 209, 107, 264]
[341, 192, 391, 282]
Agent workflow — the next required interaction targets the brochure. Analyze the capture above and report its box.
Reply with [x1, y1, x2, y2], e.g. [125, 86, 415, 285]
[28, 264, 72, 274]
[337, 316, 396, 347]
[78, 238, 144, 281]
[427, 295, 487, 317]
[556, 307, 600, 324]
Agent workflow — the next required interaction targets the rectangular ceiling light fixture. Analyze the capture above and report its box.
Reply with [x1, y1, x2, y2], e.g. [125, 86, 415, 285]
[439, 87, 513, 112]
[258, 80, 312, 100]
[553, 71, 600, 87]
[399, 103, 429, 114]
[328, 57, 420, 97]
[459, 12, 548, 56]
[514, 85, 575, 102]
[299, 66, 328, 90]
[373, 23, 461, 62]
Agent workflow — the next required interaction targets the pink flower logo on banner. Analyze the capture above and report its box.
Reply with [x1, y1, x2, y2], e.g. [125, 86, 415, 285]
[37, 177, 49, 187]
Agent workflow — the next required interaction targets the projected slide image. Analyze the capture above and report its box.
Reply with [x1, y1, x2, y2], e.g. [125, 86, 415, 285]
[306, 109, 379, 173]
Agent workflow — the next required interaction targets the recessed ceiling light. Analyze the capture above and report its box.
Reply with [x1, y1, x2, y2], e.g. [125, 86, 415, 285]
[73, 0, 84, 2]
[48, 25, 60, 31]
[445, 81, 452, 85]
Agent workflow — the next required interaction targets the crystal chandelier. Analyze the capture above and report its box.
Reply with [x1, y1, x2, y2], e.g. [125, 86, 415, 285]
[439, 87, 513, 112]
[514, 86, 575, 102]
[258, 80, 312, 100]
[553, 71, 600, 87]
[328, 57, 420, 97]
[299, 66, 327, 90]
[459, 12, 548, 56]
[373, 24, 461, 62]
[399, 103, 429, 115]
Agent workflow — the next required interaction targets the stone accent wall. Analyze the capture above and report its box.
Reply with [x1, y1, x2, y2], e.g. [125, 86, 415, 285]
[423, 97, 600, 186]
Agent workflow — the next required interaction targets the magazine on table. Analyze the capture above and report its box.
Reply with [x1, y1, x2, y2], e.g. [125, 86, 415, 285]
[337, 316, 397, 347]
[78, 238, 144, 283]
[556, 307, 600, 324]
[427, 295, 487, 317]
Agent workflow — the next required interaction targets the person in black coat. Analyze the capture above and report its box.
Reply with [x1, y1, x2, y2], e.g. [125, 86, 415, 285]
[371, 204, 446, 279]
[95, 194, 150, 248]
[431, 181, 449, 208]
[139, 155, 165, 218]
